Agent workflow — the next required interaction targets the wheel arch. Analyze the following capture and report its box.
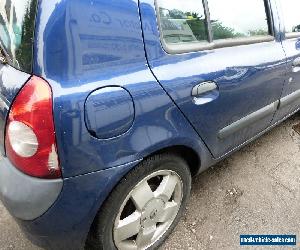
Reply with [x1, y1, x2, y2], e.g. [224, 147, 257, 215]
[145, 145, 201, 176]
[85, 136, 214, 248]
[86, 145, 197, 249]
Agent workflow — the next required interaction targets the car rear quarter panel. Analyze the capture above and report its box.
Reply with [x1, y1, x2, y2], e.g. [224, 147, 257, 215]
[33, 0, 214, 178]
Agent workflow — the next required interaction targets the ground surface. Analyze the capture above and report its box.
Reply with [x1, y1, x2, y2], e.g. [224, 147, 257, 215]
[1, 114, 300, 250]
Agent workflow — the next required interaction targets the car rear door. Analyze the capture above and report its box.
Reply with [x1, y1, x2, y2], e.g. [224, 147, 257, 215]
[273, 0, 300, 122]
[139, 0, 287, 158]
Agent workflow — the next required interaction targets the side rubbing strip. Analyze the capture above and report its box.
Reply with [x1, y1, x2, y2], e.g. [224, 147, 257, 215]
[279, 89, 300, 108]
[218, 101, 279, 139]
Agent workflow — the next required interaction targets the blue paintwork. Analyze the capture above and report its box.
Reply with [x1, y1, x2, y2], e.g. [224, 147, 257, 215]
[271, 0, 300, 122]
[0, 0, 299, 249]
[139, 0, 288, 158]
[33, 0, 212, 179]
[85, 86, 135, 139]
[17, 160, 142, 250]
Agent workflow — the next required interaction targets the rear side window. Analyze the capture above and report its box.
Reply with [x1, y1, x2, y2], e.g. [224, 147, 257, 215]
[157, 0, 208, 44]
[278, 0, 300, 35]
[156, 0, 272, 51]
[0, 0, 37, 73]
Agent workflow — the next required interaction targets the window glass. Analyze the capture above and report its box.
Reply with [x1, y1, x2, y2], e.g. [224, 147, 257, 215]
[157, 0, 208, 44]
[0, 0, 37, 72]
[279, 0, 300, 34]
[208, 0, 269, 40]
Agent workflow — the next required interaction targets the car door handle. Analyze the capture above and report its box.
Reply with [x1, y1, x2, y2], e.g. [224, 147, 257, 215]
[192, 81, 218, 97]
[292, 57, 300, 73]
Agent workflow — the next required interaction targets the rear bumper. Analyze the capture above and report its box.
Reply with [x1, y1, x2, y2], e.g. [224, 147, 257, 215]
[0, 157, 141, 250]
[0, 156, 63, 220]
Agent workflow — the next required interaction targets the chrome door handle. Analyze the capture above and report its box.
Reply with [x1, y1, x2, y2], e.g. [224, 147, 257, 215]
[192, 81, 218, 97]
[293, 57, 300, 67]
[292, 57, 300, 73]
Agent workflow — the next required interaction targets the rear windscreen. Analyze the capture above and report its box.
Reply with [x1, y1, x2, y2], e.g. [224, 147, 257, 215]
[0, 0, 37, 73]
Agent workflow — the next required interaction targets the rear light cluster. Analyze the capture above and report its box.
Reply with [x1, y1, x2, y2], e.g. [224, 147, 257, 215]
[5, 76, 61, 179]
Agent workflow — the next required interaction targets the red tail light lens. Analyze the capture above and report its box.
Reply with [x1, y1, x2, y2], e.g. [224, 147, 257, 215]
[5, 76, 61, 179]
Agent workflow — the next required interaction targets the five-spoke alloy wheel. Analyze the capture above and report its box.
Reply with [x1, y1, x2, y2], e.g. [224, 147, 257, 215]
[86, 154, 192, 250]
[114, 170, 183, 249]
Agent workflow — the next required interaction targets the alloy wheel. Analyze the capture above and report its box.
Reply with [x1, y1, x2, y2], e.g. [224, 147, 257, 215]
[113, 170, 183, 250]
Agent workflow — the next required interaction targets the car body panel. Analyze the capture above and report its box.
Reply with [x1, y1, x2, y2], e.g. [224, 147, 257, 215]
[17, 160, 142, 250]
[33, 0, 213, 178]
[0, 0, 300, 250]
[0, 157, 62, 221]
[272, 0, 300, 123]
[84, 86, 135, 139]
[139, 0, 288, 159]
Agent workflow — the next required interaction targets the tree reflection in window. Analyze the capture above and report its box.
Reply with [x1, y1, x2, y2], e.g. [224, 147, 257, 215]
[157, 0, 208, 44]
[157, 0, 270, 46]
[0, 0, 37, 72]
[159, 7, 208, 44]
[15, 0, 37, 72]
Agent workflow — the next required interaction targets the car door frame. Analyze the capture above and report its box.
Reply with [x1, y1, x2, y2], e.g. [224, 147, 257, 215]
[272, 0, 300, 124]
[139, 0, 287, 159]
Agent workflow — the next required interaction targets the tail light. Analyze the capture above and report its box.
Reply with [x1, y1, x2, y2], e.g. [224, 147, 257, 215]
[5, 76, 61, 179]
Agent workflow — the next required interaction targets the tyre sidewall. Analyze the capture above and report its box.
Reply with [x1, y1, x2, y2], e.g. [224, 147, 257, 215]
[87, 154, 192, 250]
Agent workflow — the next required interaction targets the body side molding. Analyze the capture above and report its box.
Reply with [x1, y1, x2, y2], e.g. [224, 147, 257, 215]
[279, 89, 300, 108]
[218, 101, 279, 139]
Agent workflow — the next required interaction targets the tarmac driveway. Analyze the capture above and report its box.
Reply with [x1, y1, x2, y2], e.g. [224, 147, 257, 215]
[1, 114, 300, 250]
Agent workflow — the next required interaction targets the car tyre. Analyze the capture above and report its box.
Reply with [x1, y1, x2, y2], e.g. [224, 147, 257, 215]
[85, 153, 192, 250]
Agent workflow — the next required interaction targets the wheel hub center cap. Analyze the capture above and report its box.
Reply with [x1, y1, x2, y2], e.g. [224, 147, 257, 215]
[141, 198, 164, 228]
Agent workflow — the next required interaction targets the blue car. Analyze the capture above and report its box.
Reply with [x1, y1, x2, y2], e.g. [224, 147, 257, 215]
[0, 0, 299, 249]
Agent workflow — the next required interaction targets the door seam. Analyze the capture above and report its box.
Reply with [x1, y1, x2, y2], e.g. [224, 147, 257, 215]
[136, 0, 215, 158]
